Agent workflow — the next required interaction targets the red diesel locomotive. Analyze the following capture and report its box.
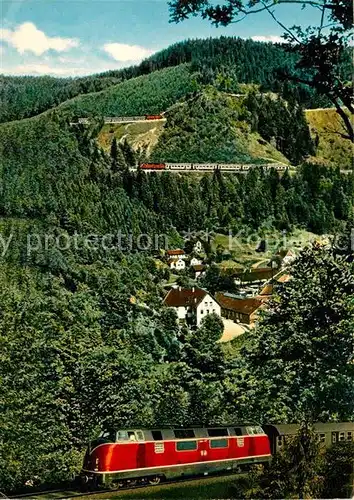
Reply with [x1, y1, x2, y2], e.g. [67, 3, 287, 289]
[81, 425, 271, 487]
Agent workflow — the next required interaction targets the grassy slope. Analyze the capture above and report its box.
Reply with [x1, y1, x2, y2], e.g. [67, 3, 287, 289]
[60, 65, 196, 118]
[98, 121, 166, 156]
[78, 473, 243, 499]
[306, 108, 353, 169]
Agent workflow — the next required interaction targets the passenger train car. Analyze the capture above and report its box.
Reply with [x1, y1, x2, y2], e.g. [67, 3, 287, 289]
[81, 425, 271, 487]
[139, 162, 288, 172]
[81, 422, 354, 488]
[76, 115, 164, 125]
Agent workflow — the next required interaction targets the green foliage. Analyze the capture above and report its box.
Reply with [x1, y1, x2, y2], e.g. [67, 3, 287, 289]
[321, 441, 354, 498]
[244, 92, 315, 164]
[123, 164, 354, 234]
[232, 423, 324, 499]
[151, 89, 264, 164]
[61, 65, 196, 118]
[243, 243, 354, 422]
[200, 264, 237, 295]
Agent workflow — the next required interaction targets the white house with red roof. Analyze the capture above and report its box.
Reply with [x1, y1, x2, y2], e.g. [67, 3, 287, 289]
[166, 249, 186, 259]
[163, 286, 221, 326]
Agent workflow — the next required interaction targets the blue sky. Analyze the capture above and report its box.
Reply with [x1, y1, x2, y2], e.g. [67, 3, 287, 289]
[0, 0, 322, 77]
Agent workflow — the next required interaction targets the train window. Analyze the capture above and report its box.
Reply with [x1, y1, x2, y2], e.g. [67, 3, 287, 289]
[176, 441, 197, 451]
[210, 439, 228, 449]
[135, 431, 144, 441]
[174, 429, 195, 439]
[234, 428, 243, 436]
[128, 432, 136, 441]
[117, 431, 129, 441]
[252, 426, 264, 435]
[246, 426, 263, 435]
[277, 436, 283, 447]
[339, 432, 345, 441]
[152, 430, 163, 441]
[332, 432, 337, 444]
[207, 428, 228, 437]
[347, 432, 352, 441]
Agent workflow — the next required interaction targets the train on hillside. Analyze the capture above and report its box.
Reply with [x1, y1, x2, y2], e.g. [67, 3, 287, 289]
[76, 115, 164, 125]
[80, 422, 353, 488]
[139, 163, 289, 172]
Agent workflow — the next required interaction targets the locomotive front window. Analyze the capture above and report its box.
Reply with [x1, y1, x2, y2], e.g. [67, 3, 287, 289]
[117, 431, 131, 441]
[234, 427, 243, 436]
[176, 440, 197, 451]
[100, 430, 116, 442]
[207, 428, 228, 437]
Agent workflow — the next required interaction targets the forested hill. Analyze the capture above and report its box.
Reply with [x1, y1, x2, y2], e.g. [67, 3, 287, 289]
[1, 36, 328, 123]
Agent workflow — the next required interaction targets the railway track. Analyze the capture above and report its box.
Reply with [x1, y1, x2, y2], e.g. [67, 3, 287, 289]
[6, 470, 241, 499]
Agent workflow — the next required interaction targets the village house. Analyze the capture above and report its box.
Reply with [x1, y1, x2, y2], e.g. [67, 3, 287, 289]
[193, 240, 203, 254]
[190, 257, 202, 267]
[163, 286, 221, 326]
[168, 257, 186, 271]
[184, 239, 204, 255]
[234, 268, 275, 286]
[166, 249, 186, 260]
[215, 292, 264, 325]
[192, 264, 206, 280]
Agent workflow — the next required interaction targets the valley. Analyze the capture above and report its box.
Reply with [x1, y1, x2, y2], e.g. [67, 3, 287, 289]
[0, 31, 353, 499]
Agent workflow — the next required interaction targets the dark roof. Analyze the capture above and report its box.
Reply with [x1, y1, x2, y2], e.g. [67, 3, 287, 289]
[239, 268, 274, 282]
[216, 293, 263, 316]
[164, 287, 207, 308]
[193, 264, 206, 272]
[167, 249, 185, 256]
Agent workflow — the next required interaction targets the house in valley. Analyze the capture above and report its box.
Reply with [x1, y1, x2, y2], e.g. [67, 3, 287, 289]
[193, 240, 203, 254]
[166, 249, 186, 259]
[190, 257, 202, 267]
[163, 286, 221, 326]
[215, 292, 264, 325]
[168, 257, 186, 271]
[192, 264, 206, 280]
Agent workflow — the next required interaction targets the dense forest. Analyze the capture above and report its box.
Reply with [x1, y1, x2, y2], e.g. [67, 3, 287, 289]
[0, 36, 334, 123]
[122, 165, 354, 235]
[61, 65, 196, 118]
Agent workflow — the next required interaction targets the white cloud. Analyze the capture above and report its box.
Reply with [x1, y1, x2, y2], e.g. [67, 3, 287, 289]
[103, 42, 154, 62]
[2, 63, 89, 77]
[251, 35, 284, 44]
[0, 22, 79, 55]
